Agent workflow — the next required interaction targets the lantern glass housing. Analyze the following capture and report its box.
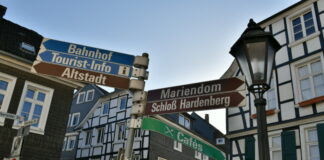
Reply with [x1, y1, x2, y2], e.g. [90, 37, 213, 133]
[230, 19, 281, 94]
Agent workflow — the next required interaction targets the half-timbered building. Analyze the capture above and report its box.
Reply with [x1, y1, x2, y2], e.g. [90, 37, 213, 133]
[224, 0, 324, 159]
[74, 89, 226, 160]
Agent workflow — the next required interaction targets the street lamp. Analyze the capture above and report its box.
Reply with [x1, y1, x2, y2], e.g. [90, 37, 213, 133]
[229, 19, 281, 160]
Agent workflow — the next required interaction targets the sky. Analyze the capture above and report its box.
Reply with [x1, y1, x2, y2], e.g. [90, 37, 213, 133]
[1, 0, 300, 133]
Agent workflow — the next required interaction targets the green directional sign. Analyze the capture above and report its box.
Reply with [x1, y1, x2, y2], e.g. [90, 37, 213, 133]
[141, 117, 225, 160]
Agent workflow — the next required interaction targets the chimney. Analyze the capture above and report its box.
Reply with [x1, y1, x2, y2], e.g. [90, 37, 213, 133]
[0, 5, 6, 18]
[205, 114, 209, 123]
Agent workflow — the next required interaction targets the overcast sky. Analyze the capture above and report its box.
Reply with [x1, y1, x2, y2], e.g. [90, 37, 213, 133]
[1, 0, 299, 133]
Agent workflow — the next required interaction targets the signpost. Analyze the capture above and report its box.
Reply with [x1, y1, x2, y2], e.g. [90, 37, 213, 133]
[31, 38, 136, 89]
[141, 117, 225, 160]
[145, 77, 246, 115]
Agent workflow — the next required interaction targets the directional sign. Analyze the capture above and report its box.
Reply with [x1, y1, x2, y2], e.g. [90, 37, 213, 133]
[145, 77, 246, 115]
[141, 117, 225, 160]
[33, 38, 136, 89]
[40, 38, 135, 66]
[31, 61, 130, 89]
[0, 112, 23, 120]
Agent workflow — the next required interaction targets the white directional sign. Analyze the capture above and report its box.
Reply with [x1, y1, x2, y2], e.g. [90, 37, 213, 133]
[0, 112, 23, 120]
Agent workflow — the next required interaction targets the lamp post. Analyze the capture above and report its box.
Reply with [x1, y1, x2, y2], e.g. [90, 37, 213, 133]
[229, 19, 281, 160]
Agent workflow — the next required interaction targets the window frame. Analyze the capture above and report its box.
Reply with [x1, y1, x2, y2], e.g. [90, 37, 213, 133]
[20, 42, 36, 55]
[85, 130, 92, 145]
[115, 122, 126, 142]
[70, 112, 80, 127]
[119, 96, 127, 110]
[287, 6, 320, 47]
[291, 53, 324, 104]
[66, 136, 77, 151]
[0, 72, 17, 126]
[102, 101, 110, 115]
[265, 72, 279, 111]
[269, 134, 282, 160]
[86, 89, 95, 102]
[300, 122, 323, 160]
[13, 81, 54, 135]
[179, 114, 190, 129]
[96, 127, 105, 144]
[77, 91, 86, 104]
[173, 140, 182, 152]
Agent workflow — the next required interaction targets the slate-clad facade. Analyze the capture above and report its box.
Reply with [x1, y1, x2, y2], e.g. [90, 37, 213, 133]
[224, 0, 324, 159]
[73, 89, 226, 160]
[0, 5, 83, 159]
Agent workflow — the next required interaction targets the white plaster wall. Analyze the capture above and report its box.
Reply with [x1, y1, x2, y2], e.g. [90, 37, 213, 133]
[316, 101, 324, 113]
[232, 141, 238, 155]
[81, 148, 90, 157]
[117, 112, 125, 120]
[93, 147, 101, 155]
[306, 37, 321, 53]
[228, 107, 240, 115]
[275, 32, 287, 46]
[277, 65, 291, 84]
[245, 113, 251, 128]
[267, 113, 278, 124]
[317, 0, 324, 12]
[279, 83, 294, 101]
[280, 102, 296, 121]
[298, 105, 313, 117]
[144, 137, 149, 148]
[272, 19, 285, 34]
[291, 44, 305, 59]
[275, 46, 289, 65]
[113, 143, 124, 152]
[228, 115, 244, 132]
[100, 116, 108, 125]
[92, 117, 99, 126]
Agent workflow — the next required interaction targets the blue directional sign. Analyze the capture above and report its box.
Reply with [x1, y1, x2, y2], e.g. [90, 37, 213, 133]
[41, 38, 135, 66]
[36, 38, 136, 79]
[37, 51, 133, 78]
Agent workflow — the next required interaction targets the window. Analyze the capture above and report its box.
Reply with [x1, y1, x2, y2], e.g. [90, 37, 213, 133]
[292, 11, 315, 41]
[70, 113, 80, 127]
[270, 135, 282, 160]
[115, 122, 126, 141]
[195, 151, 202, 160]
[202, 155, 209, 160]
[86, 89, 94, 102]
[77, 91, 85, 104]
[173, 141, 182, 152]
[0, 73, 16, 125]
[15, 81, 53, 134]
[97, 127, 105, 143]
[85, 130, 92, 145]
[62, 137, 67, 151]
[305, 128, 320, 160]
[119, 96, 127, 110]
[266, 74, 278, 110]
[66, 136, 76, 151]
[179, 114, 190, 129]
[293, 56, 324, 102]
[134, 129, 141, 138]
[102, 101, 110, 114]
[20, 42, 35, 54]
[195, 151, 208, 160]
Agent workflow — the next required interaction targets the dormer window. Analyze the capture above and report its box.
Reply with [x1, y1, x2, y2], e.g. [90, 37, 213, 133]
[20, 42, 35, 55]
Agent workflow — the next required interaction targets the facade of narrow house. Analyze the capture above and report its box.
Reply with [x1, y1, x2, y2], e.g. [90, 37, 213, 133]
[224, 0, 324, 159]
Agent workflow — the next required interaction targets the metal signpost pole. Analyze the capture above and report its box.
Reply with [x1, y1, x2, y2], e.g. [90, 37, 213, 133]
[124, 53, 149, 160]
